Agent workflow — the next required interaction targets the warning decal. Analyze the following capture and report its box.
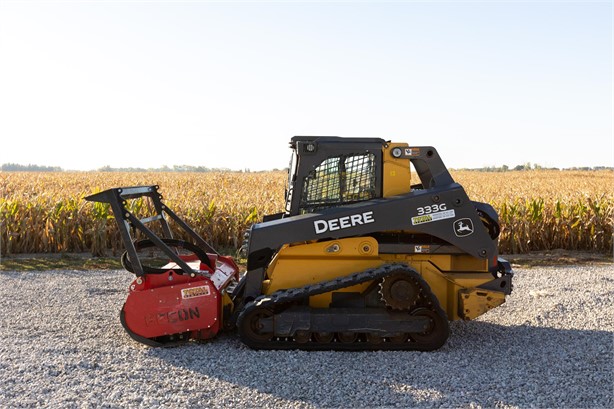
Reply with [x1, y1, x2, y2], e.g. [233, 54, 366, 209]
[411, 209, 455, 226]
[405, 148, 421, 157]
[181, 285, 210, 299]
[414, 245, 431, 253]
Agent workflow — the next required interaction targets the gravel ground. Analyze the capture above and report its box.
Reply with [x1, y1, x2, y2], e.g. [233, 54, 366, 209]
[0, 264, 613, 408]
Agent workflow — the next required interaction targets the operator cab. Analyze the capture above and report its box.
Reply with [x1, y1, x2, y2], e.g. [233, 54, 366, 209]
[284, 136, 386, 216]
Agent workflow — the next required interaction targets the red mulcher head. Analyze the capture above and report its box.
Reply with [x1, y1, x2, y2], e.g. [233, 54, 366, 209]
[85, 186, 240, 346]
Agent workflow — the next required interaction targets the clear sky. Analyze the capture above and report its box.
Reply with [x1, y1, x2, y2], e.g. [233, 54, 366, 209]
[0, 0, 612, 171]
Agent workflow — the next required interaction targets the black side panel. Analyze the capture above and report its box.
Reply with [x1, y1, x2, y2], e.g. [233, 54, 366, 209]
[247, 183, 497, 270]
[263, 212, 284, 222]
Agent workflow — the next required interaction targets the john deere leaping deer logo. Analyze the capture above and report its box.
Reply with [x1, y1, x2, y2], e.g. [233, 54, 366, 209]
[454, 218, 474, 237]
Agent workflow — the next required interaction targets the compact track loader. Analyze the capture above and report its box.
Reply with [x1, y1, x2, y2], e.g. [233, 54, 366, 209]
[86, 136, 513, 351]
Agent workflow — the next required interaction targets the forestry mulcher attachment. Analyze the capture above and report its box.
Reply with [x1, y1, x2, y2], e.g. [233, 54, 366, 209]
[86, 136, 513, 351]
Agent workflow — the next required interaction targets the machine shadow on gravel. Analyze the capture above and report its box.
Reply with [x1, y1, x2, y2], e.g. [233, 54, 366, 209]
[144, 322, 613, 408]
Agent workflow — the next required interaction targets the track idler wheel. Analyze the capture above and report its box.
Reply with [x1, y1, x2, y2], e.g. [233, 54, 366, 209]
[313, 332, 334, 343]
[238, 306, 274, 343]
[409, 307, 449, 350]
[294, 330, 311, 344]
[337, 332, 357, 343]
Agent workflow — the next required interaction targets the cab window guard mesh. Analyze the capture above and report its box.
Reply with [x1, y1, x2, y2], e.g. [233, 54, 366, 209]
[300, 153, 376, 213]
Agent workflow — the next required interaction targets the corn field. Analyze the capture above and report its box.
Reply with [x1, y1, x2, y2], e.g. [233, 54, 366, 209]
[1, 170, 612, 256]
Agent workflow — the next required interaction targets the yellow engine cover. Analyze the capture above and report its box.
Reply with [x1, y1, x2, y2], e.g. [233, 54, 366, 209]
[263, 237, 384, 307]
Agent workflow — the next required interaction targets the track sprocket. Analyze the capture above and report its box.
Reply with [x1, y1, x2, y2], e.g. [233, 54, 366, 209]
[379, 273, 421, 310]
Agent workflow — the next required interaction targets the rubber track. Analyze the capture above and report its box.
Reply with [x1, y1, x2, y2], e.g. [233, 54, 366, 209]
[237, 263, 450, 351]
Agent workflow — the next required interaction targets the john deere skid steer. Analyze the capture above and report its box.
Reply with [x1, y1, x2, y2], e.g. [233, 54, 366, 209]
[86, 136, 513, 351]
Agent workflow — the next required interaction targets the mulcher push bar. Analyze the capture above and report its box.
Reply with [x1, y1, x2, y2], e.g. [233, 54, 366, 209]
[85, 185, 218, 277]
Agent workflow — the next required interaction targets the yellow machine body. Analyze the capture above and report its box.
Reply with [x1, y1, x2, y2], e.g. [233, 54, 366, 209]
[382, 142, 412, 197]
[262, 237, 506, 321]
[259, 142, 507, 321]
[237, 136, 513, 350]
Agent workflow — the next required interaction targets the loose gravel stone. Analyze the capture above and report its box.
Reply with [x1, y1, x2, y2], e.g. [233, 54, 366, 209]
[0, 265, 612, 408]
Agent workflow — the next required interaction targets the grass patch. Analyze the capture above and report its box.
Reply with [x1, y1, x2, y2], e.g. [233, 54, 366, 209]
[0, 250, 244, 272]
[0, 255, 122, 271]
[2, 250, 609, 272]
[504, 250, 612, 268]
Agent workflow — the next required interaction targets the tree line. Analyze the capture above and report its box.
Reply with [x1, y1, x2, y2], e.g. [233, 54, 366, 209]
[451, 163, 613, 172]
[1, 163, 63, 172]
[2, 162, 611, 173]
